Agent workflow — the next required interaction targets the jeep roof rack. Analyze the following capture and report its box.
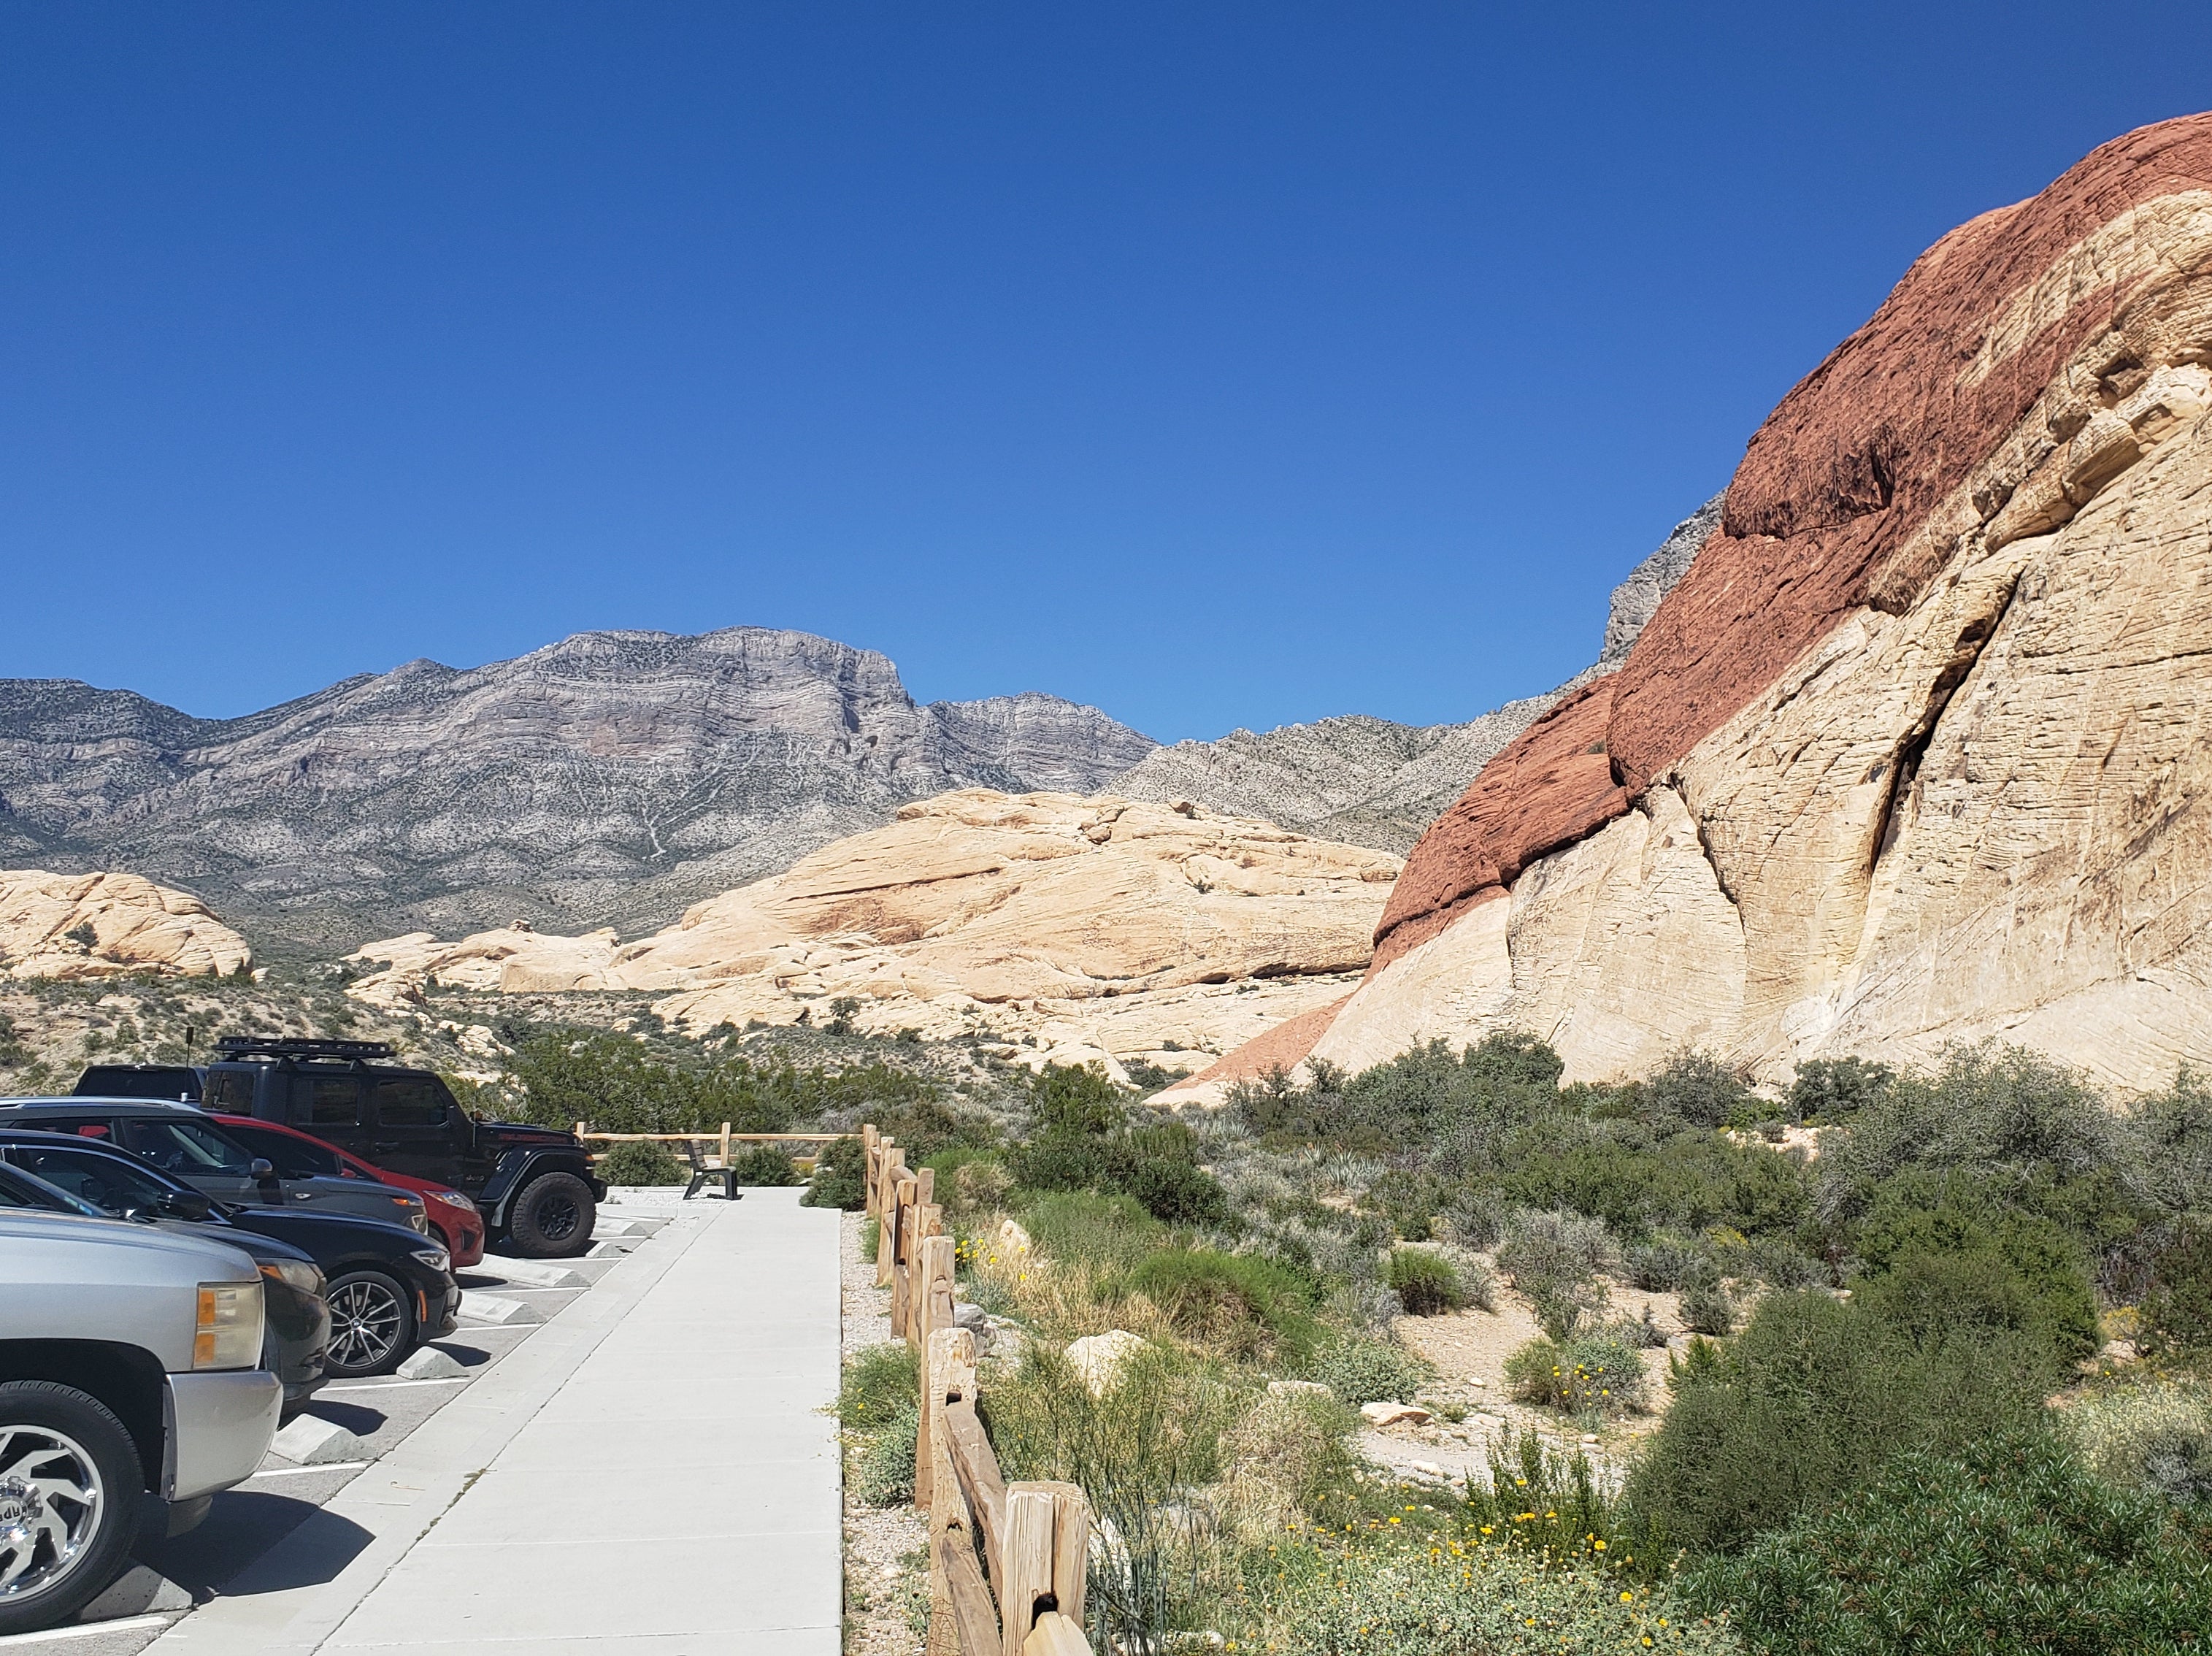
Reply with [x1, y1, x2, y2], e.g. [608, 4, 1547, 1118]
[214, 1036, 397, 1062]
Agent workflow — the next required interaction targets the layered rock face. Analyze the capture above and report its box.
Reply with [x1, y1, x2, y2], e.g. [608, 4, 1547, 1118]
[1178, 114, 2212, 1096]
[0, 870, 252, 980]
[0, 629, 1157, 950]
[349, 789, 1400, 1081]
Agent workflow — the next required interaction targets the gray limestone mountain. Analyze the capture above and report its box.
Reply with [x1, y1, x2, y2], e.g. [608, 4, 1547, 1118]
[0, 628, 1157, 952]
[1108, 497, 1722, 851]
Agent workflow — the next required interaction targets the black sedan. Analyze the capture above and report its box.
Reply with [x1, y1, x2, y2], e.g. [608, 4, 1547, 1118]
[0, 1155, 331, 1415]
[0, 1130, 462, 1379]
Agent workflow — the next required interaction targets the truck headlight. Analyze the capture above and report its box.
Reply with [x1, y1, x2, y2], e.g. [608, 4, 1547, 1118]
[194, 1281, 266, 1371]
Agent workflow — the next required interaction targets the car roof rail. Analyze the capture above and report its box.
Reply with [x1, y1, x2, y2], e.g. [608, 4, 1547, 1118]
[214, 1036, 397, 1062]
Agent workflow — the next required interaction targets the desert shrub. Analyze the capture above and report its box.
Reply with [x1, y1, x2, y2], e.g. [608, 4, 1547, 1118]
[1497, 1208, 1615, 1341]
[2140, 1217, 2212, 1355]
[1688, 1430, 2212, 1655]
[801, 1134, 867, 1208]
[1247, 1531, 1736, 1656]
[1220, 1388, 1364, 1532]
[507, 1025, 940, 1133]
[1786, 1055, 1894, 1124]
[1367, 1165, 1449, 1240]
[1617, 1304, 1669, 1349]
[1010, 1078, 1231, 1227]
[2124, 1067, 2212, 1216]
[953, 1157, 1013, 1214]
[1627, 1289, 2053, 1552]
[1627, 1233, 1716, 1292]
[1502, 1330, 1648, 1414]
[1232, 1033, 1564, 1162]
[1456, 1427, 1663, 1572]
[1743, 1234, 1823, 1287]
[1853, 1173, 2100, 1360]
[840, 1342, 919, 1431]
[1124, 1249, 1316, 1357]
[1438, 1184, 1509, 1248]
[1502, 1127, 1813, 1242]
[1384, 1247, 1466, 1316]
[1023, 1190, 1164, 1271]
[853, 1400, 919, 1504]
[1452, 1251, 1499, 1312]
[728, 1143, 799, 1186]
[1817, 1044, 2140, 1252]
[1310, 1335, 1433, 1407]
[1645, 1051, 1756, 1130]
[985, 1343, 1245, 1651]
[1678, 1281, 1735, 1336]
[596, 1138, 684, 1186]
[2062, 1378, 2212, 1505]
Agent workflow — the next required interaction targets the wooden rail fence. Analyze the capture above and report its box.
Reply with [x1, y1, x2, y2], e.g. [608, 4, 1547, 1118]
[572, 1126, 856, 1170]
[865, 1124, 1094, 1656]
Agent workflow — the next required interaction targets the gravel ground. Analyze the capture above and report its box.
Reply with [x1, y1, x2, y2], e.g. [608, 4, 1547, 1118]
[842, 1208, 928, 1656]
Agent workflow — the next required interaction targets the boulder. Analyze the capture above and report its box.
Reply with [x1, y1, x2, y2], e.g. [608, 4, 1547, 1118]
[0, 870, 250, 980]
[1064, 1330, 1151, 1396]
[1359, 1401, 1432, 1427]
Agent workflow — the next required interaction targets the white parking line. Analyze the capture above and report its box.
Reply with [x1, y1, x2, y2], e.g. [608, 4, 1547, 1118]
[250, 1462, 369, 1478]
[320, 1377, 470, 1392]
[0, 1615, 174, 1644]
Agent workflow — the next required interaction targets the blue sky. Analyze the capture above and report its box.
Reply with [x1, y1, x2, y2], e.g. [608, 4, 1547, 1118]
[5, 4, 2209, 743]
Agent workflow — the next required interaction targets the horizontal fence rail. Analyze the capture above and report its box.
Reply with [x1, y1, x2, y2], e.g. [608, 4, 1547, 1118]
[864, 1124, 1094, 1656]
[572, 1125, 858, 1169]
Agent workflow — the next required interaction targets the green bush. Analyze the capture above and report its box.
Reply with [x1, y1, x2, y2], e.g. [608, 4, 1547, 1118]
[1626, 1289, 2054, 1553]
[1628, 1233, 1717, 1292]
[1678, 1281, 1734, 1336]
[1688, 1431, 2212, 1655]
[1310, 1336, 1433, 1408]
[1645, 1051, 1756, 1130]
[1502, 1330, 1648, 1414]
[1853, 1173, 2100, 1360]
[802, 1135, 867, 1208]
[1248, 1531, 1737, 1656]
[1788, 1056, 1894, 1123]
[840, 1343, 919, 1432]
[2141, 1218, 2212, 1355]
[1009, 1100, 1231, 1226]
[1125, 1249, 1315, 1356]
[596, 1139, 685, 1186]
[728, 1143, 799, 1186]
[1500, 1126, 1814, 1243]
[1384, 1247, 1467, 1316]
[1454, 1427, 1663, 1571]
[1497, 1208, 1614, 1341]
[853, 1400, 919, 1504]
[1022, 1190, 1164, 1271]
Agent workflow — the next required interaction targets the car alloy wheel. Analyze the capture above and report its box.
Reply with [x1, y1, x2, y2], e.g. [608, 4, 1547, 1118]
[0, 1424, 104, 1606]
[327, 1276, 407, 1373]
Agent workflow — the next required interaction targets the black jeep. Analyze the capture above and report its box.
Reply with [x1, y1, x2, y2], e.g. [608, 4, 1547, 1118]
[199, 1037, 604, 1257]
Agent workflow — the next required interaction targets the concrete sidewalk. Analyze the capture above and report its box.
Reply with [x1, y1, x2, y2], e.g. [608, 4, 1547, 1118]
[150, 1191, 842, 1656]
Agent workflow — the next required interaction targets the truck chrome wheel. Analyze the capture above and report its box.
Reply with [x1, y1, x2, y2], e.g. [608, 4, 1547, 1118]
[0, 1425, 104, 1604]
[329, 1276, 406, 1371]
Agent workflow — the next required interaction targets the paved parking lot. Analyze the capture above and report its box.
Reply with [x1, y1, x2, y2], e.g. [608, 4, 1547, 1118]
[8, 1189, 840, 1656]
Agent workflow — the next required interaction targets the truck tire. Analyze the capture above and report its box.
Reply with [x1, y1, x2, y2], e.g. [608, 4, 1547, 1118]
[0, 1381, 140, 1636]
[507, 1171, 595, 1258]
[325, 1270, 418, 1378]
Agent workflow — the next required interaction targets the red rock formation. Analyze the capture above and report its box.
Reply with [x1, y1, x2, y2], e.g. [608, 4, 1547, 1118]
[1373, 112, 2212, 965]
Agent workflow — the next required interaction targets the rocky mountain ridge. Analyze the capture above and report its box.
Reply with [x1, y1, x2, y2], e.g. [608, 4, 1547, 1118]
[0, 628, 1156, 951]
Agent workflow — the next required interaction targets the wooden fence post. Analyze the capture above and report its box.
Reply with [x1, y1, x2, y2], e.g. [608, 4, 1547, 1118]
[924, 1324, 978, 1655]
[891, 1173, 918, 1336]
[876, 1149, 905, 1287]
[913, 1234, 958, 1508]
[863, 1125, 881, 1215]
[1000, 1483, 1089, 1656]
[719, 1121, 732, 1166]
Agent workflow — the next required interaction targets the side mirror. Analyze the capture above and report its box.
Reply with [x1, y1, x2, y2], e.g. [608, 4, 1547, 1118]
[249, 1158, 277, 1181]
[160, 1189, 214, 1221]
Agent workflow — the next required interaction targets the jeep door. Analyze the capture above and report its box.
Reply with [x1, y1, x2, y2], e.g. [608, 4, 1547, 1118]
[365, 1075, 461, 1183]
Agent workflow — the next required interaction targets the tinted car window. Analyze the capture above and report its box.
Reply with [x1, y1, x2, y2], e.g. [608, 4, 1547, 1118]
[9, 1143, 173, 1214]
[204, 1070, 256, 1111]
[75, 1065, 203, 1101]
[222, 1122, 343, 1179]
[373, 1077, 449, 1127]
[123, 1117, 256, 1177]
[298, 1076, 361, 1126]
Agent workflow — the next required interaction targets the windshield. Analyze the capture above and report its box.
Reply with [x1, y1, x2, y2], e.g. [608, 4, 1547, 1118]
[122, 1116, 256, 1178]
[11, 1139, 203, 1217]
[0, 1157, 115, 1218]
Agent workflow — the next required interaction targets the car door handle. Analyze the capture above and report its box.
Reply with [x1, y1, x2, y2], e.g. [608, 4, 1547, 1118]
[293, 1190, 314, 1200]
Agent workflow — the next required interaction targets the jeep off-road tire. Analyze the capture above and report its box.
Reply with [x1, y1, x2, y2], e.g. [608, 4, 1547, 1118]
[507, 1171, 595, 1258]
[0, 1381, 140, 1636]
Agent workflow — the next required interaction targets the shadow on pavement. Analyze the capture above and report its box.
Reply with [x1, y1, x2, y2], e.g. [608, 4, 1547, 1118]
[136, 1492, 373, 1597]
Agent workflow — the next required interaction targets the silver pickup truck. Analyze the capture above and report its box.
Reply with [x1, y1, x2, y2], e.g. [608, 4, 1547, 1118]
[0, 1208, 282, 1633]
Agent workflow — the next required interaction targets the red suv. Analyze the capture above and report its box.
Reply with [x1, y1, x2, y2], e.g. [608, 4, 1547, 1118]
[212, 1113, 486, 1267]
